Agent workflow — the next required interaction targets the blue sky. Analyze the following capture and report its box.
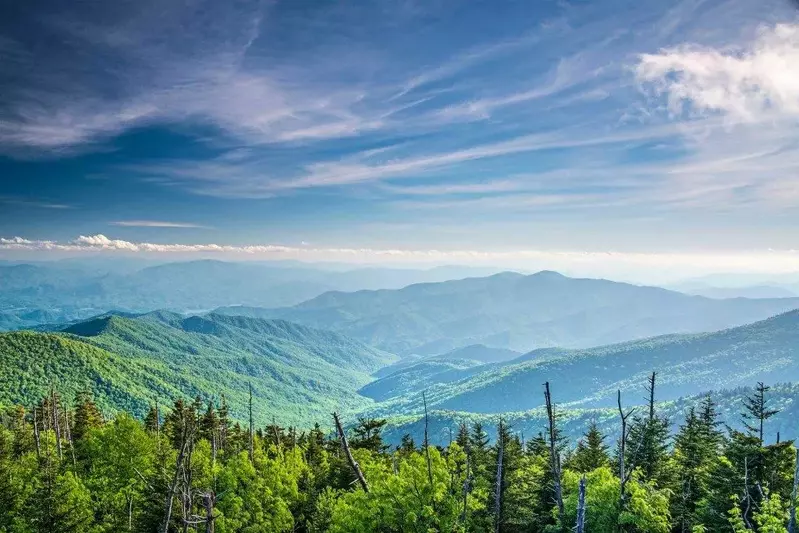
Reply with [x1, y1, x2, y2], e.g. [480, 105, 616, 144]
[2, 0, 799, 276]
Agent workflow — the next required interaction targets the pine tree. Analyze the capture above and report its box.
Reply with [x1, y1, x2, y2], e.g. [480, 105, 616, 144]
[569, 422, 610, 473]
[351, 418, 389, 453]
[72, 392, 103, 441]
[742, 382, 779, 446]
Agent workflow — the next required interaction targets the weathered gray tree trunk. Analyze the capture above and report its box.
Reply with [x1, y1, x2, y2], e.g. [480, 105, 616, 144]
[161, 421, 192, 533]
[248, 383, 254, 464]
[461, 454, 471, 525]
[51, 389, 62, 460]
[423, 391, 434, 491]
[544, 382, 565, 526]
[494, 419, 504, 533]
[32, 405, 41, 460]
[576, 475, 587, 533]
[617, 390, 636, 513]
[333, 412, 369, 492]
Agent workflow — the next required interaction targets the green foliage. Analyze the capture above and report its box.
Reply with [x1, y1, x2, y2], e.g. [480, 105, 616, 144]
[1, 387, 799, 533]
[0, 312, 396, 426]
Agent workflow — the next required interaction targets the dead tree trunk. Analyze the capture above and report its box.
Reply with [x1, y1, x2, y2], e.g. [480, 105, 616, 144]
[64, 407, 77, 467]
[617, 390, 636, 514]
[51, 389, 62, 460]
[494, 419, 504, 533]
[789, 448, 799, 533]
[161, 421, 193, 533]
[332, 412, 369, 492]
[576, 475, 587, 533]
[202, 492, 216, 533]
[544, 382, 565, 526]
[743, 457, 753, 530]
[33, 405, 41, 460]
[248, 383, 254, 464]
[461, 454, 471, 525]
[423, 391, 434, 491]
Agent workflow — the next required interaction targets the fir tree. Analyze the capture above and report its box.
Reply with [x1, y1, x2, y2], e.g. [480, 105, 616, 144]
[569, 422, 610, 473]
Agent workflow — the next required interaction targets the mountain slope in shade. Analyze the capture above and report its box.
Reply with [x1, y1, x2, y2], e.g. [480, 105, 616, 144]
[1, 312, 397, 426]
[366, 310, 799, 415]
[222, 271, 799, 355]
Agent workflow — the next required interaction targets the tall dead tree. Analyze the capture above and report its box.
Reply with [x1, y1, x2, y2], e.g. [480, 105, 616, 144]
[333, 412, 369, 493]
[51, 388, 62, 460]
[789, 447, 799, 533]
[494, 418, 505, 533]
[461, 454, 471, 525]
[32, 404, 41, 460]
[647, 372, 657, 421]
[617, 390, 636, 512]
[248, 383, 254, 464]
[64, 406, 76, 467]
[544, 382, 565, 527]
[161, 418, 195, 533]
[423, 391, 434, 491]
[576, 475, 587, 533]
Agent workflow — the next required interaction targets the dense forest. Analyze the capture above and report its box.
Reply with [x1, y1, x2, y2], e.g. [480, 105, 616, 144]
[2, 375, 799, 532]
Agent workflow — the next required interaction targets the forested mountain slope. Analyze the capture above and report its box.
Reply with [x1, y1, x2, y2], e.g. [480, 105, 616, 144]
[369, 310, 799, 415]
[381, 382, 799, 446]
[0, 312, 396, 425]
[220, 270, 799, 355]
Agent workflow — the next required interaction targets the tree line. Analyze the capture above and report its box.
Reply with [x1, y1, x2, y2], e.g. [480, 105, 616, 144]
[1, 373, 798, 532]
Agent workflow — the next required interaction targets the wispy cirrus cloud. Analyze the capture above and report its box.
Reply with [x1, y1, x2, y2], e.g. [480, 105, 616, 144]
[110, 220, 209, 229]
[0, 196, 73, 209]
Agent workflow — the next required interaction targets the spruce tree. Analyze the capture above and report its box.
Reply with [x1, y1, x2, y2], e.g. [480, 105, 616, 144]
[742, 382, 779, 446]
[569, 422, 610, 473]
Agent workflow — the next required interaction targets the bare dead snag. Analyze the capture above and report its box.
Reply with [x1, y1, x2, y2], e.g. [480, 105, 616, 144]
[617, 390, 636, 513]
[32, 405, 41, 460]
[248, 383, 254, 464]
[332, 412, 369, 493]
[51, 388, 62, 460]
[423, 391, 434, 492]
[64, 406, 76, 467]
[161, 420, 194, 533]
[494, 418, 504, 533]
[576, 475, 587, 533]
[544, 382, 565, 527]
[461, 453, 471, 525]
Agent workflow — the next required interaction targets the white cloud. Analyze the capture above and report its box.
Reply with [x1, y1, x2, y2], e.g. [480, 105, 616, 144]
[636, 23, 799, 120]
[110, 220, 208, 228]
[3, 235, 799, 281]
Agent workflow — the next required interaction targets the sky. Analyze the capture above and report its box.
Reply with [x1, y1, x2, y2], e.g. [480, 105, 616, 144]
[2, 0, 799, 277]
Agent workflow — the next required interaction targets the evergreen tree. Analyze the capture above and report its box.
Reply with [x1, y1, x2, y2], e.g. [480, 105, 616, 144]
[569, 421, 610, 473]
[350, 418, 389, 453]
[72, 392, 103, 442]
[742, 382, 780, 445]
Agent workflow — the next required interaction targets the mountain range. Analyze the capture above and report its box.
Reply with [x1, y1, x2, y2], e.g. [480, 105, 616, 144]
[218, 270, 799, 355]
[0, 260, 502, 329]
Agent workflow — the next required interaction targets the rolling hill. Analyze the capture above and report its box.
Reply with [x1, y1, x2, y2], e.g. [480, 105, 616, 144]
[218, 271, 799, 355]
[0, 311, 397, 426]
[365, 310, 799, 416]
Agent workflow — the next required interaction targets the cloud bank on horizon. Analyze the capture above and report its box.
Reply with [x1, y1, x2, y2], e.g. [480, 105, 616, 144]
[1, 0, 798, 272]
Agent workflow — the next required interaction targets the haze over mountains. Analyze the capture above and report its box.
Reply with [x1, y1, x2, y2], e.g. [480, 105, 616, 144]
[219, 270, 799, 355]
[0, 260, 501, 329]
[3, 258, 799, 444]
